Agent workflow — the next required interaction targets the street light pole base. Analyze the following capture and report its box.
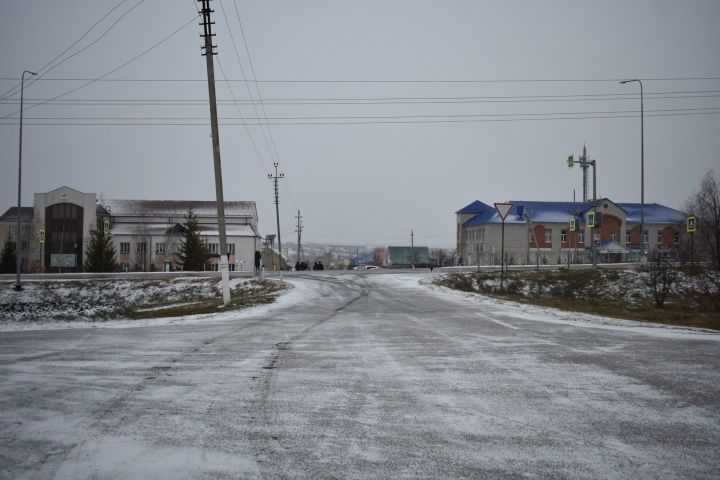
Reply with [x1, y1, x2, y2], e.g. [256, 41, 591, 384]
[14, 284, 23, 291]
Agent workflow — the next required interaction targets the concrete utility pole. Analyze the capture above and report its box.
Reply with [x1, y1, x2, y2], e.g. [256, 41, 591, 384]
[268, 162, 284, 270]
[411, 229, 414, 247]
[295, 210, 303, 263]
[198, 0, 230, 305]
[15, 70, 37, 292]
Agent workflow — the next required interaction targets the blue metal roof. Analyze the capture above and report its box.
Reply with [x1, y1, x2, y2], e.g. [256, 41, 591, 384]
[456, 200, 494, 215]
[616, 203, 685, 224]
[461, 200, 685, 227]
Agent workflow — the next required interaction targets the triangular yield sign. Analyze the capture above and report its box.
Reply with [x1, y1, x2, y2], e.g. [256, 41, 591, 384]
[494, 202, 514, 221]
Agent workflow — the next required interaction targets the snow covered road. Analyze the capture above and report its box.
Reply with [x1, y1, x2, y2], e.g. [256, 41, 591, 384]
[1, 272, 719, 479]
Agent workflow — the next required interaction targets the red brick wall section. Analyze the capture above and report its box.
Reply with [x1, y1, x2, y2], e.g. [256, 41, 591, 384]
[532, 225, 552, 248]
[629, 225, 640, 245]
[662, 226, 678, 247]
[599, 214, 622, 242]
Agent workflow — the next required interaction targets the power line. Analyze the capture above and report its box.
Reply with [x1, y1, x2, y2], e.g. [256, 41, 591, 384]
[5, 91, 720, 107]
[0, 13, 199, 120]
[8, 106, 720, 121]
[4, 110, 719, 126]
[0, 0, 134, 100]
[3, 76, 720, 83]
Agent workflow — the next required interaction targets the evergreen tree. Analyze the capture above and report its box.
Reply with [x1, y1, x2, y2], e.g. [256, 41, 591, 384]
[176, 208, 210, 271]
[84, 229, 118, 272]
[0, 237, 16, 274]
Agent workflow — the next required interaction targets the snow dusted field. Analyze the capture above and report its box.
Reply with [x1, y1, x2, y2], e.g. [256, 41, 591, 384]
[1, 272, 719, 479]
[0, 276, 287, 330]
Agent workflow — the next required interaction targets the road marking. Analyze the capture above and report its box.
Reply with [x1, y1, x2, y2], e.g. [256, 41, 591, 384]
[474, 312, 520, 330]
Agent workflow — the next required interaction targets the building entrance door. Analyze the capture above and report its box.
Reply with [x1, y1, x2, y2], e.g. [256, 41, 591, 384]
[45, 203, 84, 273]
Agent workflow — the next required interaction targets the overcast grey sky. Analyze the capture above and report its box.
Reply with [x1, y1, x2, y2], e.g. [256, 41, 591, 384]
[1, 0, 719, 248]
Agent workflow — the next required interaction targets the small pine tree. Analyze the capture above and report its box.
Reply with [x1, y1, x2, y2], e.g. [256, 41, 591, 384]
[84, 229, 119, 272]
[176, 208, 210, 271]
[0, 237, 16, 273]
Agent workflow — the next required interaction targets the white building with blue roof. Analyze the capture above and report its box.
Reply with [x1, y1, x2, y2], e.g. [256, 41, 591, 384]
[456, 198, 686, 266]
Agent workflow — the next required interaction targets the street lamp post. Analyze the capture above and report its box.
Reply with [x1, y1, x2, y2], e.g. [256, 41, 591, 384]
[620, 79, 644, 259]
[15, 70, 37, 291]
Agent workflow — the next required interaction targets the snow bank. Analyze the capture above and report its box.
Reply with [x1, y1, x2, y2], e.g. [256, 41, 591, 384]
[420, 273, 720, 341]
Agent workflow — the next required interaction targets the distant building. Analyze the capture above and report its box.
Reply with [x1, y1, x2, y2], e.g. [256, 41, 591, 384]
[2, 186, 261, 273]
[385, 246, 431, 268]
[457, 199, 686, 265]
[0, 207, 34, 271]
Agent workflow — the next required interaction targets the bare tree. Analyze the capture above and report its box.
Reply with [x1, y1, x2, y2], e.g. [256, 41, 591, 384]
[682, 170, 720, 311]
[685, 170, 720, 270]
[645, 250, 677, 308]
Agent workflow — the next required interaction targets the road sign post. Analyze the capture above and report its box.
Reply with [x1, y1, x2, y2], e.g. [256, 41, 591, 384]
[687, 215, 697, 267]
[494, 203, 514, 293]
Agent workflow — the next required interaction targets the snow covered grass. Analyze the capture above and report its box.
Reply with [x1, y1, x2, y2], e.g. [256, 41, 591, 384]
[0, 276, 286, 326]
[434, 269, 720, 330]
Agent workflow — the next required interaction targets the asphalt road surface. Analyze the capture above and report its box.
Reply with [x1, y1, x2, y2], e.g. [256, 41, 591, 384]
[1, 272, 719, 479]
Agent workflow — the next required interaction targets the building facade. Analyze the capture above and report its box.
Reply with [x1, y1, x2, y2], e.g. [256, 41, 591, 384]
[457, 199, 686, 266]
[1, 186, 261, 273]
[0, 207, 34, 271]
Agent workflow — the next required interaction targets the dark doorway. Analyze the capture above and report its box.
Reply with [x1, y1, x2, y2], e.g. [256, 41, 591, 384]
[45, 203, 84, 273]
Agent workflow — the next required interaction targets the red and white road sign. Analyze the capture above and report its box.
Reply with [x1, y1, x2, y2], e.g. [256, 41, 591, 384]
[494, 202, 514, 221]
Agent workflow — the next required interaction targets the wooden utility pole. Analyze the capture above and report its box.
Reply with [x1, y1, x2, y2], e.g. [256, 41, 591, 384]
[198, 0, 230, 304]
[295, 210, 303, 263]
[268, 162, 284, 270]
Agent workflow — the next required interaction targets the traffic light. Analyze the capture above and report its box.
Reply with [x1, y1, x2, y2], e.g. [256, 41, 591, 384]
[586, 211, 595, 228]
[567, 154, 574, 168]
[569, 217, 576, 232]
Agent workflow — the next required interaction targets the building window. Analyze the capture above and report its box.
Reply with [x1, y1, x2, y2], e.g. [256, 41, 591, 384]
[656, 231, 663, 244]
[229, 263, 235, 272]
[120, 242, 130, 254]
[155, 243, 166, 254]
[673, 231, 679, 244]
[9, 225, 16, 235]
[21, 224, 31, 235]
[610, 233, 616, 242]
[136, 242, 147, 254]
[578, 233, 585, 243]
[544, 229, 552, 243]
[626, 233, 631, 244]
[209, 242, 218, 254]
[561, 230, 567, 243]
[228, 243, 235, 254]
[21, 241, 29, 251]
[643, 230, 649, 245]
[528, 230, 534, 243]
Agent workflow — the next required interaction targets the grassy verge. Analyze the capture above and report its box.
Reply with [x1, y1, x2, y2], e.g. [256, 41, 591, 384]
[126, 278, 285, 319]
[1, 276, 287, 323]
[435, 269, 720, 331]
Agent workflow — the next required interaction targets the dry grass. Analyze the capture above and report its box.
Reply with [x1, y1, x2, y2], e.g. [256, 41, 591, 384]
[436, 269, 720, 331]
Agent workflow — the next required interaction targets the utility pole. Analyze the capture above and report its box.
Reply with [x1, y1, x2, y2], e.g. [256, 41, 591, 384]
[411, 229, 414, 247]
[198, 0, 230, 305]
[15, 70, 37, 291]
[268, 162, 284, 270]
[568, 150, 598, 268]
[295, 210, 303, 263]
[580, 144, 589, 202]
